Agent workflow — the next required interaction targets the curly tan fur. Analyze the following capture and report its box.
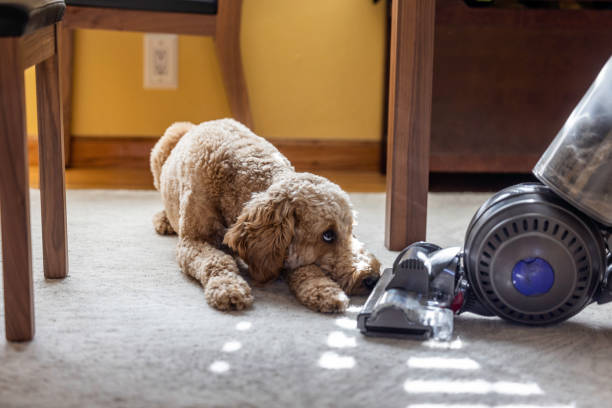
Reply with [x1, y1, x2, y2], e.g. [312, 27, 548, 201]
[150, 122, 194, 190]
[151, 118, 380, 312]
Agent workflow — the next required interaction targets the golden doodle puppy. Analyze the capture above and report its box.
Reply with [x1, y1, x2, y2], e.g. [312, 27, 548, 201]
[150, 119, 381, 313]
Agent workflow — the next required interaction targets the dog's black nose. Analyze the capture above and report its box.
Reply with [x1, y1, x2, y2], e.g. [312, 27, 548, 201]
[363, 276, 379, 290]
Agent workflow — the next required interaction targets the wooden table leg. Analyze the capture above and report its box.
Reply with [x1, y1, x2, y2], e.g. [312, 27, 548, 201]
[0, 37, 35, 341]
[385, 0, 436, 251]
[36, 24, 68, 279]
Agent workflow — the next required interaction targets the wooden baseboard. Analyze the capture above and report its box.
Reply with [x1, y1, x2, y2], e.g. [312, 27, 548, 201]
[29, 137, 537, 173]
[29, 137, 538, 173]
[28, 138, 38, 166]
[29, 136, 381, 172]
[265, 139, 380, 172]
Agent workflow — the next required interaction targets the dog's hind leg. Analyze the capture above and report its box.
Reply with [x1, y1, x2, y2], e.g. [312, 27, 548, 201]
[177, 238, 254, 310]
[153, 210, 176, 235]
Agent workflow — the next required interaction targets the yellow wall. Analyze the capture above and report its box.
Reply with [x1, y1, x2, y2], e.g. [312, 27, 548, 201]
[26, 0, 386, 141]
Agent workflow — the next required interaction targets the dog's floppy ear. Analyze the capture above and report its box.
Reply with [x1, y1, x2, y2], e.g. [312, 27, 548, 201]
[224, 190, 295, 283]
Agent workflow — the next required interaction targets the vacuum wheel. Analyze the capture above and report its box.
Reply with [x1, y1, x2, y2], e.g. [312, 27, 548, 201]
[463, 183, 606, 325]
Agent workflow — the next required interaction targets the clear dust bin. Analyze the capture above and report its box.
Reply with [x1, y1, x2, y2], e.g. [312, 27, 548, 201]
[534, 56, 612, 227]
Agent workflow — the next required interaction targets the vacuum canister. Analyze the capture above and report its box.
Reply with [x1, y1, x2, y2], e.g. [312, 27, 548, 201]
[534, 56, 612, 227]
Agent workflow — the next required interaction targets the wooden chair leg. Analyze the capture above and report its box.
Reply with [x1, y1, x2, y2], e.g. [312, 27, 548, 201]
[385, 0, 436, 251]
[0, 37, 35, 341]
[215, 0, 253, 128]
[36, 24, 68, 279]
[60, 24, 73, 167]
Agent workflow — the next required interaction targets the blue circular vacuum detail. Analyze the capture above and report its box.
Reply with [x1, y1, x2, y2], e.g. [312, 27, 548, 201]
[511, 257, 555, 296]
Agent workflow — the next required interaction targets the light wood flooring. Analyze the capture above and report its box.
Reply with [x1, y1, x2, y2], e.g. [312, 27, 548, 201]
[28, 167, 387, 192]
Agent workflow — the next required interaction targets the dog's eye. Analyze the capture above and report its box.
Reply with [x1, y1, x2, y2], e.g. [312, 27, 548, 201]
[322, 229, 336, 244]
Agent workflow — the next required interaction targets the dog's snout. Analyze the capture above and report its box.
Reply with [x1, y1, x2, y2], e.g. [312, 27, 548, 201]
[362, 276, 379, 290]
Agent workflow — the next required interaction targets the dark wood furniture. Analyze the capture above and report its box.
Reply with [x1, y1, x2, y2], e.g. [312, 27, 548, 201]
[431, 1, 612, 173]
[386, 0, 612, 250]
[385, 0, 436, 251]
[0, 0, 68, 341]
[61, 0, 251, 165]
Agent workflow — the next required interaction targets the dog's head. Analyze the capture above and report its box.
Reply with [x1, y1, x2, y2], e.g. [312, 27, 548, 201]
[223, 173, 380, 294]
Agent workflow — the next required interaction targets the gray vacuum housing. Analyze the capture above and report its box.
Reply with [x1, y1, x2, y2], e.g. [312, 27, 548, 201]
[359, 57, 612, 340]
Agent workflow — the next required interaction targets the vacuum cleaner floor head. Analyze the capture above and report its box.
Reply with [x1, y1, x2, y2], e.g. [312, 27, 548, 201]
[358, 245, 461, 341]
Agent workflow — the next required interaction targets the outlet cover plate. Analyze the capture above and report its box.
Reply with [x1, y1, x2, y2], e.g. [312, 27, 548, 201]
[144, 33, 178, 89]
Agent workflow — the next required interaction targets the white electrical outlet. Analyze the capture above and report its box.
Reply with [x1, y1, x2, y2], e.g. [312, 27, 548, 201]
[144, 33, 178, 89]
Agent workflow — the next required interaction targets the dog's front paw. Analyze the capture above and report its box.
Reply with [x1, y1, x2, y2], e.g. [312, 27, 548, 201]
[303, 286, 349, 314]
[205, 275, 254, 311]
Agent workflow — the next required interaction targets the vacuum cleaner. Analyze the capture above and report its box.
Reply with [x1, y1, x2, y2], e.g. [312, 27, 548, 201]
[359, 57, 612, 341]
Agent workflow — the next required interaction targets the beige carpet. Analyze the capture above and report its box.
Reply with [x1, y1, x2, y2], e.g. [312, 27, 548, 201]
[0, 190, 611, 408]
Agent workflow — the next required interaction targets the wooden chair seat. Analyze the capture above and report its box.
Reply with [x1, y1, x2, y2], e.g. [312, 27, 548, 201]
[65, 0, 217, 14]
[0, 0, 65, 35]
